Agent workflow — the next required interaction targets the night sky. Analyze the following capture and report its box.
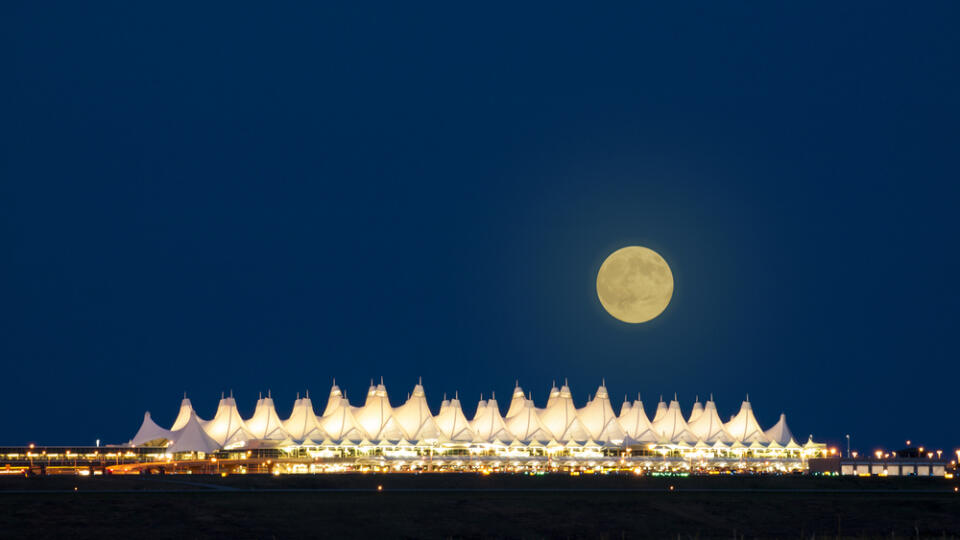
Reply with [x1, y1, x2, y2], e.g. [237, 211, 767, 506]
[3, 3, 958, 453]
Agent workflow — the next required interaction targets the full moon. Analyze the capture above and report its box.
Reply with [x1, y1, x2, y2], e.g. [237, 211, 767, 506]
[596, 246, 673, 323]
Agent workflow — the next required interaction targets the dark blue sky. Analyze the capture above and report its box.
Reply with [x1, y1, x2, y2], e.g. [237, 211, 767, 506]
[3, 3, 958, 453]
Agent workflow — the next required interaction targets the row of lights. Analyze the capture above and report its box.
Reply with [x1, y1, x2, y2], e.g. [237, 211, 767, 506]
[845, 440, 957, 463]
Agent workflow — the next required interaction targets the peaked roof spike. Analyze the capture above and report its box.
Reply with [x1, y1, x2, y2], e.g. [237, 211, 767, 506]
[230, 389, 233, 398]
[183, 391, 187, 399]
[673, 392, 678, 401]
[746, 393, 750, 402]
[268, 389, 271, 398]
[515, 379, 519, 387]
[455, 390, 459, 399]
[602, 377, 606, 386]
[221, 391, 225, 400]
[380, 376, 384, 385]
[492, 391, 495, 400]
[259, 391, 262, 400]
[418, 375, 422, 385]
[564, 377, 568, 386]
[306, 389, 310, 399]
[296, 391, 300, 399]
[710, 392, 714, 401]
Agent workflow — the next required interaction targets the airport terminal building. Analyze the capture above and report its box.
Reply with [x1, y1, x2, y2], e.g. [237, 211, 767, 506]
[59, 380, 831, 475]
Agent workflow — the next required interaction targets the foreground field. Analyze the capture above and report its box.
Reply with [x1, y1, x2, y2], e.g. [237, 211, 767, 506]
[1, 474, 958, 538]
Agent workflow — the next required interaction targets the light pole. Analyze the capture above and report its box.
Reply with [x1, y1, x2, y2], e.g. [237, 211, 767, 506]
[845, 435, 850, 458]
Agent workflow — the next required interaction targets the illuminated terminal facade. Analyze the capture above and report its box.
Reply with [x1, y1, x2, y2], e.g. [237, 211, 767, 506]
[4, 381, 833, 475]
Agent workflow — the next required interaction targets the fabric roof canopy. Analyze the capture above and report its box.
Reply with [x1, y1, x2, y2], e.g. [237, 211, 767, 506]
[618, 397, 658, 443]
[434, 394, 474, 442]
[283, 394, 327, 442]
[687, 399, 734, 444]
[652, 399, 698, 443]
[246, 394, 290, 441]
[763, 413, 795, 446]
[171, 397, 200, 431]
[470, 395, 512, 443]
[136, 383, 815, 449]
[725, 398, 770, 443]
[577, 383, 625, 443]
[204, 395, 255, 448]
[168, 412, 221, 454]
[130, 411, 172, 446]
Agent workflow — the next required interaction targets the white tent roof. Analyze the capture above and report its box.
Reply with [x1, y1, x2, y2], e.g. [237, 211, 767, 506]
[132, 384, 817, 451]
[687, 399, 734, 444]
[617, 397, 658, 442]
[434, 394, 474, 442]
[130, 411, 172, 446]
[354, 382, 405, 441]
[724, 398, 769, 443]
[245, 393, 290, 441]
[203, 395, 255, 448]
[539, 384, 591, 442]
[319, 384, 365, 441]
[688, 399, 704, 424]
[283, 394, 327, 442]
[577, 383, 625, 443]
[170, 396, 200, 431]
[505, 398, 553, 443]
[322, 382, 344, 416]
[652, 398, 698, 443]
[763, 413, 795, 446]
[168, 412, 221, 454]
[393, 383, 440, 441]
[544, 383, 561, 408]
[652, 398, 668, 423]
[470, 394, 512, 442]
[505, 383, 526, 419]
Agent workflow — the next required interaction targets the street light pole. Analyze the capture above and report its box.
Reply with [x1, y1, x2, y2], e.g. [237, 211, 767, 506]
[845, 434, 850, 458]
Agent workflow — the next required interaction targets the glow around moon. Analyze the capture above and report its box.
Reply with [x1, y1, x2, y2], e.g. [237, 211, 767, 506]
[596, 246, 673, 323]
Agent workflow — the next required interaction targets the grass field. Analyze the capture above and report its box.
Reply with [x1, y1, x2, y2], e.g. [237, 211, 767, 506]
[1, 474, 958, 539]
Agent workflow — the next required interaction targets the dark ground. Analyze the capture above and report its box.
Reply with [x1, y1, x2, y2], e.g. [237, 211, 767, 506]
[1, 474, 958, 539]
